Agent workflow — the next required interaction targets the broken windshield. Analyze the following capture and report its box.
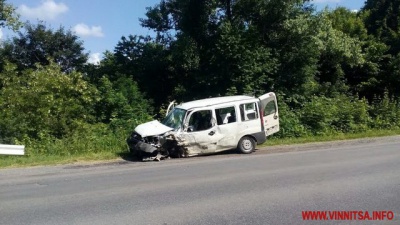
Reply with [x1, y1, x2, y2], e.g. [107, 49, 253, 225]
[161, 108, 186, 130]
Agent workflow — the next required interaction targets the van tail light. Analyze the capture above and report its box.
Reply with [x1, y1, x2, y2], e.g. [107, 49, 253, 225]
[260, 108, 265, 130]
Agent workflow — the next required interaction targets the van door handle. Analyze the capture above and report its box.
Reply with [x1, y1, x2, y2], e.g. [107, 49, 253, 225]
[209, 131, 215, 136]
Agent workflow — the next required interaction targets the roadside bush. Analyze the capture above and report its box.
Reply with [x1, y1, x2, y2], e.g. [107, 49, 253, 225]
[94, 76, 153, 129]
[369, 93, 400, 129]
[299, 95, 371, 135]
[330, 96, 370, 133]
[0, 62, 152, 156]
[274, 100, 309, 138]
[0, 62, 98, 142]
[17, 123, 129, 157]
[300, 96, 335, 134]
[347, 97, 370, 132]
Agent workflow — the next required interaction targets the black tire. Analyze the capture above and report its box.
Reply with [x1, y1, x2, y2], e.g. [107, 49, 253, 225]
[237, 136, 256, 154]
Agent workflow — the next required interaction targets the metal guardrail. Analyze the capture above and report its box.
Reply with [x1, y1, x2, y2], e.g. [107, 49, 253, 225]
[0, 144, 25, 155]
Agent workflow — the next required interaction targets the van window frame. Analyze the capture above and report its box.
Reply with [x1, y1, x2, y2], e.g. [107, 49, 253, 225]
[263, 100, 277, 116]
[185, 109, 215, 132]
[215, 105, 237, 125]
[239, 101, 259, 122]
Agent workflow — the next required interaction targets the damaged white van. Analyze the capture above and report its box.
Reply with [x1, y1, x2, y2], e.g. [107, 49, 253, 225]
[127, 92, 279, 160]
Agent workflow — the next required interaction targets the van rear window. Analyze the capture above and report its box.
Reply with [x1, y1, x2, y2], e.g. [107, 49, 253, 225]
[239, 102, 259, 121]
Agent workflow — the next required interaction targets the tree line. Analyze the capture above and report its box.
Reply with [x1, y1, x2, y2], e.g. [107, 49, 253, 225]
[0, 0, 400, 155]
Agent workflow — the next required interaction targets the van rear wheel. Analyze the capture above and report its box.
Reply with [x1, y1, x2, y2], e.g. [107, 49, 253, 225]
[237, 136, 255, 154]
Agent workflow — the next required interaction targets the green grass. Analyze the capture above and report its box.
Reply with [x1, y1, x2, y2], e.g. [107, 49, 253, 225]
[0, 151, 123, 168]
[1, 128, 400, 169]
[263, 129, 400, 146]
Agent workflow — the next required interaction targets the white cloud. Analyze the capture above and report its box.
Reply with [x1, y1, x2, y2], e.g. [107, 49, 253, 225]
[17, 0, 68, 20]
[351, 9, 359, 13]
[0, 29, 3, 40]
[88, 53, 101, 65]
[72, 23, 104, 37]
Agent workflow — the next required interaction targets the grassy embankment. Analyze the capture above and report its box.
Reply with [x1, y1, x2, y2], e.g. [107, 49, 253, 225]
[1, 128, 399, 169]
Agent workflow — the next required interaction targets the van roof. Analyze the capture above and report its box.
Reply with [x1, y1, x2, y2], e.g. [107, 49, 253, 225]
[177, 95, 256, 110]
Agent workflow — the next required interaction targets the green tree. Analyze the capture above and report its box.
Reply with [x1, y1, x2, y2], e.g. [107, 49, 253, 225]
[0, 0, 22, 30]
[314, 11, 365, 97]
[211, 22, 277, 96]
[94, 76, 153, 129]
[140, 0, 222, 101]
[328, 7, 368, 40]
[139, 0, 314, 101]
[140, 0, 220, 44]
[113, 35, 175, 108]
[363, 0, 400, 54]
[385, 53, 400, 96]
[84, 50, 155, 122]
[325, 7, 390, 99]
[232, 0, 312, 44]
[0, 22, 88, 73]
[0, 62, 98, 142]
[270, 13, 320, 99]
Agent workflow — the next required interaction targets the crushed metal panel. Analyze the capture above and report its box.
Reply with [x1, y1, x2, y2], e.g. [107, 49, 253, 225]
[127, 131, 188, 161]
[134, 120, 173, 137]
[134, 142, 158, 153]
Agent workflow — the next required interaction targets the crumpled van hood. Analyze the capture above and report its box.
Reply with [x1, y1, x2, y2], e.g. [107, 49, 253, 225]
[134, 120, 174, 137]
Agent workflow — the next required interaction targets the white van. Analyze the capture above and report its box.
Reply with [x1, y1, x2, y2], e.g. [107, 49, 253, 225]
[127, 92, 279, 160]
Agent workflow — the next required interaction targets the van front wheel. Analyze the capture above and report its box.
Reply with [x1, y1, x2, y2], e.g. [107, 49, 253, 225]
[237, 136, 256, 154]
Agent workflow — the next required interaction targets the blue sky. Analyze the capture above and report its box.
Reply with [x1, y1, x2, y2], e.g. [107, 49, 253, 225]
[2, 0, 365, 64]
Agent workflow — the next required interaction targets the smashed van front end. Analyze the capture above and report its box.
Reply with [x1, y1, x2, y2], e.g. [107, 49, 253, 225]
[127, 108, 188, 161]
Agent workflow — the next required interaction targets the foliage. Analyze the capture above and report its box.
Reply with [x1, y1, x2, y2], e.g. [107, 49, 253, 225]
[0, 0, 22, 30]
[314, 11, 365, 97]
[0, 62, 98, 142]
[2, 0, 400, 161]
[369, 92, 400, 129]
[112, 35, 176, 108]
[212, 22, 277, 96]
[16, 123, 128, 157]
[274, 100, 308, 138]
[94, 76, 153, 129]
[328, 7, 368, 40]
[0, 22, 88, 73]
[300, 95, 371, 134]
[363, 0, 400, 54]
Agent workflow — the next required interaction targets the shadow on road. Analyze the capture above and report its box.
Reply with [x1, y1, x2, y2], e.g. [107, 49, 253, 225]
[118, 152, 142, 162]
[118, 148, 243, 162]
[64, 148, 256, 169]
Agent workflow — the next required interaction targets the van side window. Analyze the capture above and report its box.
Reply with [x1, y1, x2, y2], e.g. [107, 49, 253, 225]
[215, 106, 236, 125]
[188, 110, 213, 132]
[264, 100, 276, 116]
[239, 102, 259, 121]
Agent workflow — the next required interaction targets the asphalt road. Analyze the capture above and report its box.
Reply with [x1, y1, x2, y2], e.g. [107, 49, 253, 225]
[1, 137, 400, 225]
